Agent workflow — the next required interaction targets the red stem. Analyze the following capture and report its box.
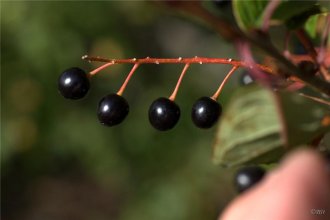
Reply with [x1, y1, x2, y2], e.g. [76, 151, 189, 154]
[169, 63, 190, 101]
[117, 63, 139, 96]
[211, 66, 239, 100]
[89, 62, 114, 75]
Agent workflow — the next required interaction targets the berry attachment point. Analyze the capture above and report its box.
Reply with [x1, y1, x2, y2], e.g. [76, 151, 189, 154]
[58, 67, 90, 99]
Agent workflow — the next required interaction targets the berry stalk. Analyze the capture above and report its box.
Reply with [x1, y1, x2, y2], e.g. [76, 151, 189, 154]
[211, 65, 239, 100]
[117, 63, 139, 96]
[89, 62, 115, 75]
[169, 63, 190, 101]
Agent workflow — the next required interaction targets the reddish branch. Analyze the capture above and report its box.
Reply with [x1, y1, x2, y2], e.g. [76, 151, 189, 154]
[84, 56, 243, 99]
[82, 55, 274, 75]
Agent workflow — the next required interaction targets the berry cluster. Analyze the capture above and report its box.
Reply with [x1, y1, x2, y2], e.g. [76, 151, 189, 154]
[57, 56, 296, 194]
[58, 56, 257, 131]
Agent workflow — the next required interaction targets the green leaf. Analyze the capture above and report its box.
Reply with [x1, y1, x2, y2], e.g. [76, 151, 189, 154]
[283, 4, 322, 29]
[213, 85, 330, 167]
[232, 0, 321, 31]
[272, 0, 318, 22]
[304, 13, 329, 39]
[213, 85, 283, 167]
[232, 0, 268, 31]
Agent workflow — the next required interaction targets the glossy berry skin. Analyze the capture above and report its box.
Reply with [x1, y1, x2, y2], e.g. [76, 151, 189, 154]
[191, 97, 222, 129]
[148, 97, 180, 131]
[58, 67, 90, 99]
[97, 94, 129, 126]
[234, 166, 266, 193]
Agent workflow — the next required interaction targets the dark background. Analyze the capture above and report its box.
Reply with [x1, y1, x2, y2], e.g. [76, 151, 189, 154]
[1, 1, 243, 220]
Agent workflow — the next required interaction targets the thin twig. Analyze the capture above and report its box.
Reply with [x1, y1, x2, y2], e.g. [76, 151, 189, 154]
[89, 62, 114, 75]
[299, 93, 330, 106]
[262, 0, 282, 32]
[117, 63, 139, 96]
[211, 66, 239, 100]
[169, 63, 190, 101]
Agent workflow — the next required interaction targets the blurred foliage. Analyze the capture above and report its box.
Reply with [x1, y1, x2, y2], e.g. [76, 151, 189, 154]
[1, 1, 242, 220]
[214, 85, 330, 167]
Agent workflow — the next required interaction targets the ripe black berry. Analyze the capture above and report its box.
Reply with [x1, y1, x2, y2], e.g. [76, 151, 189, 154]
[58, 67, 90, 99]
[148, 97, 180, 131]
[191, 97, 222, 129]
[234, 166, 266, 193]
[97, 94, 129, 126]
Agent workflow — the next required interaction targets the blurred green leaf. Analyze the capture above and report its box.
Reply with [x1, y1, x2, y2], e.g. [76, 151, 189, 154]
[232, 0, 268, 31]
[232, 0, 321, 31]
[283, 4, 322, 29]
[213, 85, 330, 167]
[304, 12, 329, 39]
[272, 0, 318, 21]
[213, 85, 283, 167]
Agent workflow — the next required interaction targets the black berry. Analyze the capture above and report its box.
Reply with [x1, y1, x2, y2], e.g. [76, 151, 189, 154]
[97, 94, 129, 126]
[148, 97, 180, 131]
[191, 97, 222, 129]
[234, 166, 266, 193]
[58, 67, 90, 99]
[240, 71, 255, 86]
